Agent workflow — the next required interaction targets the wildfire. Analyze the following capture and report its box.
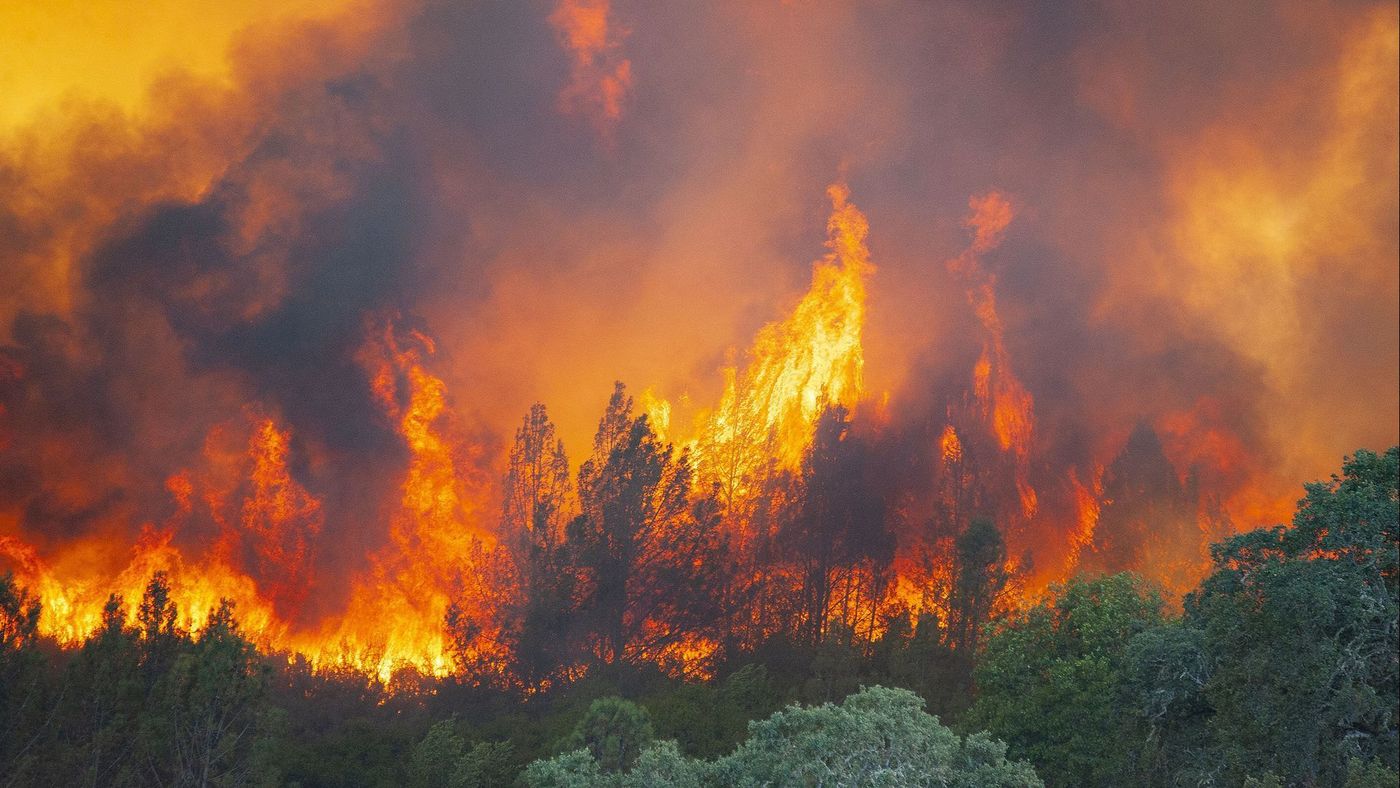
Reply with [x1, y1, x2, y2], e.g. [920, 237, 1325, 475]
[947, 192, 1039, 520]
[1, 519, 283, 653]
[226, 419, 323, 618]
[673, 182, 872, 511]
[0, 0, 1391, 702]
[0, 177, 1308, 683]
[1067, 465, 1105, 572]
[0, 319, 502, 682]
[308, 321, 497, 681]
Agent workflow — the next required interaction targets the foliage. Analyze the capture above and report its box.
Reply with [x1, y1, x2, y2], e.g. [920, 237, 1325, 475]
[972, 448, 1400, 787]
[558, 696, 655, 773]
[568, 383, 730, 670]
[409, 719, 518, 788]
[780, 405, 893, 645]
[525, 685, 1041, 787]
[499, 403, 578, 688]
[642, 664, 781, 758]
[2, 437, 1396, 787]
[0, 573, 48, 785]
[967, 573, 1165, 786]
[1183, 446, 1399, 785]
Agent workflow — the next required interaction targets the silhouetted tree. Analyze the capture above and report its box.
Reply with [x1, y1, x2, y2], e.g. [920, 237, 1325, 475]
[503, 403, 573, 558]
[781, 405, 892, 645]
[1089, 423, 1195, 579]
[58, 594, 144, 785]
[137, 571, 182, 685]
[153, 600, 277, 786]
[569, 383, 729, 671]
[946, 517, 1009, 656]
[0, 573, 49, 786]
[499, 403, 577, 687]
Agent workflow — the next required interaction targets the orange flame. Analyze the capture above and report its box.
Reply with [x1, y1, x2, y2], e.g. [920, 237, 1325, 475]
[694, 183, 871, 490]
[317, 320, 496, 681]
[1067, 464, 1105, 572]
[229, 419, 323, 617]
[949, 192, 1038, 518]
[1, 319, 503, 682]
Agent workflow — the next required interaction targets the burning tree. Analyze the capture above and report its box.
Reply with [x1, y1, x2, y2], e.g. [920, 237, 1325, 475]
[568, 383, 730, 674]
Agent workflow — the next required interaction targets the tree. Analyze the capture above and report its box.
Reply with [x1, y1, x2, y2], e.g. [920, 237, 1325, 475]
[1086, 423, 1197, 586]
[1182, 447, 1399, 785]
[152, 599, 278, 786]
[1, 573, 50, 786]
[58, 594, 145, 786]
[569, 383, 729, 671]
[503, 403, 573, 558]
[643, 664, 780, 759]
[1122, 620, 1214, 783]
[524, 686, 1042, 787]
[410, 721, 515, 788]
[137, 570, 182, 685]
[967, 573, 1164, 787]
[560, 697, 655, 773]
[781, 405, 892, 645]
[498, 403, 577, 687]
[946, 517, 1010, 656]
[409, 719, 467, 788]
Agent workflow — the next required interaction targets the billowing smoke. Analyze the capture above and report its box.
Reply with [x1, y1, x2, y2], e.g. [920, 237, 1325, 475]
[1, 0, 1395, 671]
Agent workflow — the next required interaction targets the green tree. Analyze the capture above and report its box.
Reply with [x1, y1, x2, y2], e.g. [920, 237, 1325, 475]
[408, 719, 517, 788]
[1183, 447, 1399, 784]
[560, 696, 655, 773]
[58, 593, 145, 786]
[524, 686, 1041, 787]
[152, 599, 278, 786]
[0, 573, 50, 786]
[1122, 619, 1214, 782]
[409, 719, 468, 788]
[967, 573, 1164, 786]
[643, 664, 780, 759]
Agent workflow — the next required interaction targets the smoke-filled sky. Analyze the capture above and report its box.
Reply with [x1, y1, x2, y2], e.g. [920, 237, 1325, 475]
[2, 0, 1396, 617]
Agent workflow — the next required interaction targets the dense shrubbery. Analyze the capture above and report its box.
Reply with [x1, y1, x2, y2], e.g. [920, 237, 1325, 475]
[1, 447, 1394, 786]
[523, 686, 1040, 787]
[970, 447, 1399, 787]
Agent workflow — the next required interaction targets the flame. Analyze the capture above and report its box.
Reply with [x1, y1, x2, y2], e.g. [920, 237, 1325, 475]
[1067, 465, 1105, 572]
[948, 192, 1038, 518]
[0, 320, 500, 682]
[692, 183, 871, 490]
[0, 3, 1392, 691]
[2, 521, 283, 651]
[318, 321, 496, 681]
[939, 424, 963, 466]
[227, 419, 323, 617]
[0, 412, 304, 650]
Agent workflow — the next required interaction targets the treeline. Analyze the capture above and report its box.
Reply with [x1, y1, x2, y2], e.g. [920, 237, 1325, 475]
[1, 421, 1395, 785]
[448, 384, 1010, 693]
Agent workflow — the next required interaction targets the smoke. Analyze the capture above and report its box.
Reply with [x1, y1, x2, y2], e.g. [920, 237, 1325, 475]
[549, 0, 632, 138]
[1, 1, 1395, 639]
